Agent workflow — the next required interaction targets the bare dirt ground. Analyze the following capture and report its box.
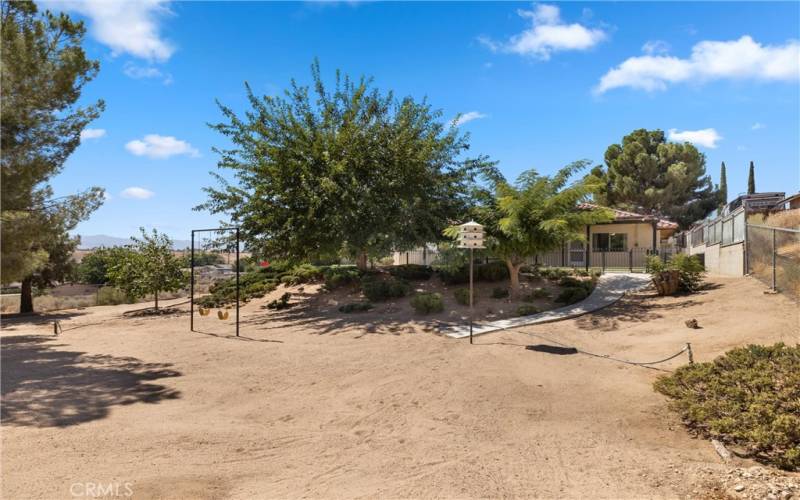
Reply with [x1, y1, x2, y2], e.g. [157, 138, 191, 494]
[2, 276, 798, 499]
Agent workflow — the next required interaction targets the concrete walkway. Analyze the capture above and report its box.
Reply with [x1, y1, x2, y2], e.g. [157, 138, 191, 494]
[443, 273, 651, 339]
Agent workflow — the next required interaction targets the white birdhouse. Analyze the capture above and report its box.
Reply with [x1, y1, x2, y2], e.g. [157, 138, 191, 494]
[457, 220, 485, 249]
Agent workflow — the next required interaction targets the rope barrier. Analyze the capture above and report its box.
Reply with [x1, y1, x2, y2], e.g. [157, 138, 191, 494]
[516, 329, 692, 368]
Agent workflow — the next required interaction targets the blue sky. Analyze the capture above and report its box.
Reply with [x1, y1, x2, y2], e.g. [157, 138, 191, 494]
[46, 1, 800, 240]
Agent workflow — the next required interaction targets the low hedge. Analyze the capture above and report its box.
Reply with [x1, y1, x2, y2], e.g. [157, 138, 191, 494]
[361, 274, 410, 302]
[555, 286, 588, 304]
[516, 304, 540, 316]
[338, 302, 374, 313]
[654, 343, 800, 470]
[323, 265, 361, 290]
[453, 288, 471, 305]
[410, 292, 443, 314]
[388, 264, 433, 281]
[437, 261, 509, 285]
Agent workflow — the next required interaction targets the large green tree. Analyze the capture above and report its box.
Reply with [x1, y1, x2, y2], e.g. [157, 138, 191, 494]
[1, 0, 105, 312]
[592, 129, 718, 229]
[719, 161, 728, 213]
[107, 229, 187, 311]
[748, 161, 756, 195]
[198, 61, 488, 269]
[453, 160, 612, 297]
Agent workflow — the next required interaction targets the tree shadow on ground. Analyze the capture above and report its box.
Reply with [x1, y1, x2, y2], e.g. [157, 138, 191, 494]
[243, 289, 440, 337]
[575, 291, 702, 332]
[0, 310, 90, 332]
[1, 335, 181, 427]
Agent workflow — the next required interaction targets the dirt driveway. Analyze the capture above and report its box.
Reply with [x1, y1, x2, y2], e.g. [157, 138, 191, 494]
[2, 276, 798, 499]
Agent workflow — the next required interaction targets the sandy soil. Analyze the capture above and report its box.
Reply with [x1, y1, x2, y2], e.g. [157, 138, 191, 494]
[2, 275, 798, 499]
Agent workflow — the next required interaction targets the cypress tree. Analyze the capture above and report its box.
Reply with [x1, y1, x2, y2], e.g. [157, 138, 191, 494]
[747, 161, 756, 194]
[719, 162, 728, 212]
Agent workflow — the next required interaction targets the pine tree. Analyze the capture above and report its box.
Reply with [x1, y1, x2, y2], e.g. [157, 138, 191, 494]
[747, 161, 756, 195]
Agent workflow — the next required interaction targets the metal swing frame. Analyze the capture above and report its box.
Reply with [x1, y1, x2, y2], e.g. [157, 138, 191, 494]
[189, 227, 240, 337]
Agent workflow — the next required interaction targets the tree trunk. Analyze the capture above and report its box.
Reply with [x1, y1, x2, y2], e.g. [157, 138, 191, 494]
[19, 277, 34, 314]
[505, 259, 521, 299]
[356, 251, 368, 271]
[154, 290, 159, 311]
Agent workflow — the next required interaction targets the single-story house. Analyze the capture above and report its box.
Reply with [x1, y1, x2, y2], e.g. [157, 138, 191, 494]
[393, 203, 679, 270]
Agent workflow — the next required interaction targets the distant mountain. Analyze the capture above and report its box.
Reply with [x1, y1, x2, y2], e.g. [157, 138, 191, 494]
[77, 234, 192, 250]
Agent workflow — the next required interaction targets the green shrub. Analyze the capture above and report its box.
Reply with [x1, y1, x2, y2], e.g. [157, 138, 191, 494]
[199, 270, 278, 307]
[491, 287, 509, 299]
[266, 292, 292, 310]
[453, 288, 471, 305]
[648, 254, 705, 292]
[572, 269, 589, 277]
[559, 276, 582, 288]
[338, 302, 374, 313]
[361, 275, 410, 302]
[516, 304, 540, 316]
[280, 263, 324, 285]
[388, 264, 433, 281]
[654, 343, 800, 471]
[475, 261, 509, 282]
[555, 286, 588, 304]
[437, 266, 469, 285]
[96, 287, 134, 305]
[542, 267, 570, 281]
[323, 265, 361, 289]
[523, 287, 550, 301]
[410, 292, 443, 314]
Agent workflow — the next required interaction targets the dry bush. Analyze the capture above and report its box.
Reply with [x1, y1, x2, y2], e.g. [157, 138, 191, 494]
[750, 209, 800, 229]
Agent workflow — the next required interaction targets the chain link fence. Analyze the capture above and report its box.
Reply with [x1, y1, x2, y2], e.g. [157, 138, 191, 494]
[746, 224, 800, 301]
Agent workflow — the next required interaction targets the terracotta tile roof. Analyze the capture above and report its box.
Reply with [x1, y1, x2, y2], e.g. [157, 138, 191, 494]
[577, 202, 679, 230]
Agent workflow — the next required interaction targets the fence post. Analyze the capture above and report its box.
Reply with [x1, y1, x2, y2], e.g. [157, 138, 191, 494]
[601, 251, 606, 272]
[629, 249, 633, 272]
[772, 228, 777, 291]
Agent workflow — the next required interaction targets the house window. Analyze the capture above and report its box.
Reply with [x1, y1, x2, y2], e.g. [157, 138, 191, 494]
[592, 233, 627, 251]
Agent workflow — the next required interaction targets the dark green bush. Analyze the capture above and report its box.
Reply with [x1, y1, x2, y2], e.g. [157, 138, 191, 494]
[323, 265, 361, 289]
[361, 275, 410, 302]
[648, 254, 705, 292]
[266, 292, 292, 310]
[541, 267, 570, 281]
[516, 304, 540, 316]
[437, 266, 469, 285]
[654, 343, 800, 470]
[338, 302, 374, 313]
[388, 264, 433, 281]
[523, 287, 550, 301]
[491, 287, 509, 299]
[198, 270, 278, 307]
[475, 261, 509, 282]
[555, 286, 588, 304]
[453, 288, 471, 305]
[559, 276, 582, 288]
[410, 292, 444, 314]
[280, 264, 324, 285]
[572, 269, 589, 277]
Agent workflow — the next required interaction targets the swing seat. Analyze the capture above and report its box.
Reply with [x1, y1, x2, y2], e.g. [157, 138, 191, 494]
[217, 310, 229, 320]
[199, 307, 210, 316]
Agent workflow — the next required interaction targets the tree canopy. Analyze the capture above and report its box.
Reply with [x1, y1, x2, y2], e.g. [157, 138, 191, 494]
[451, 160, 612, 296]
[107, 229, 187, 311]
[198, 60, 489, 269]
[592, 129, 719, 229]
[1, 0, 105, 311]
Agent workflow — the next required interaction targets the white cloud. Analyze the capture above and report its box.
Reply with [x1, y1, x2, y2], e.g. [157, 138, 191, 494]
[452, 111, 488, 126]
[80, 128, 106, 141]
[120, 187, 155, 200]
[596, 36, 800, 94]
[125, 134, 200, 159]
[642, 40, 670, 55]
[668, 128, 722, 149]
[47, 0, 174, 62]
[751, 122, 766, 130]
[479, 3, 606, 60]
[123, 62, 173, 84]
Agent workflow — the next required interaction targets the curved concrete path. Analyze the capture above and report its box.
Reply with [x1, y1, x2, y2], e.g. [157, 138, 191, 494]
[444, 273, 651, 339]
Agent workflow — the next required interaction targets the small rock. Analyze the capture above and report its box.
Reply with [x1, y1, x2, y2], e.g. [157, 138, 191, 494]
[685, 318, 699, 329]
[734, 484, 745, 492]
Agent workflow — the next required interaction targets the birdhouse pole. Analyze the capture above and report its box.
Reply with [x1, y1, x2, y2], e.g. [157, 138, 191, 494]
[457, 221, 485, 344]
